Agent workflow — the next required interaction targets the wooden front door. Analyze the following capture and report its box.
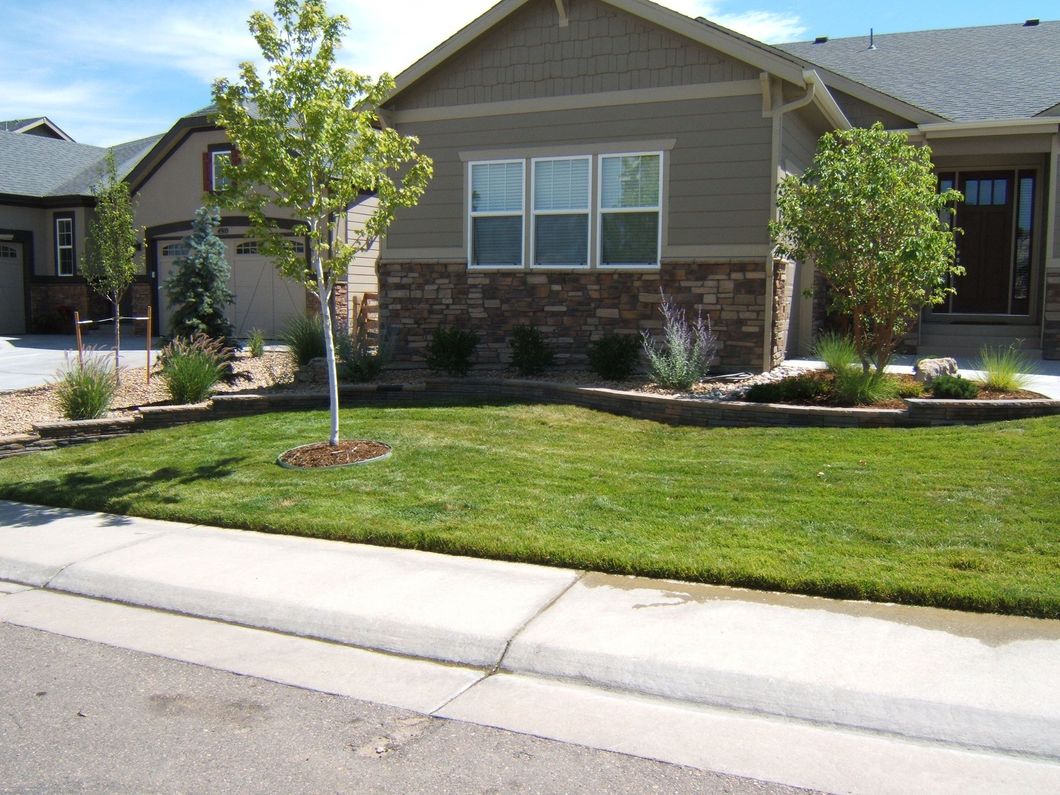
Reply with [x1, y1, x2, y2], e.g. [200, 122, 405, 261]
[952, 172, 1013, 314]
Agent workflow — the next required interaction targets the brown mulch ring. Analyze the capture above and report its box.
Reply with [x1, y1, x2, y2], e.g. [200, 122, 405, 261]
[975, 388, 1049, 400]
[277, 440, 391, 469]
[0, 351, 297, 437]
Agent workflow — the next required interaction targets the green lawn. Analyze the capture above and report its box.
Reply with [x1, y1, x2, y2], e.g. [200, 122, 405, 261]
[1, 403, 1057, 617]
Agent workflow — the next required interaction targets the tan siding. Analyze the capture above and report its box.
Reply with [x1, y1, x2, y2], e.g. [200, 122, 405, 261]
[832, 89, 916, 130]
[346, 195, 379, 296]
[386, 93, 772, 254]
[780, 107, 824, 177]
[390, 0, 759, 112]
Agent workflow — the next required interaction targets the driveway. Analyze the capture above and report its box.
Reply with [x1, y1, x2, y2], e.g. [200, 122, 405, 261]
[0, 333, 157, 392]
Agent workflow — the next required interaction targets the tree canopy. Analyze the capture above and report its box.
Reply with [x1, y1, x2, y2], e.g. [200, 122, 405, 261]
[212, 0, 433, 445]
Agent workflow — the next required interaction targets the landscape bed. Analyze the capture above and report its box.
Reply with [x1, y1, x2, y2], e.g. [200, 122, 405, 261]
[0, 403, 1057, 618]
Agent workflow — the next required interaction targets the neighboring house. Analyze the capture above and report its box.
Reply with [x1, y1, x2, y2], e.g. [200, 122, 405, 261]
[0, 108, 378, 338]
[376, 0, 1060, 370]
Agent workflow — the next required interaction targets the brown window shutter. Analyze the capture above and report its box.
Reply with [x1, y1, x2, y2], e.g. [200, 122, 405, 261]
[202, 152, 212, 191]
[230, 147, 242, 166]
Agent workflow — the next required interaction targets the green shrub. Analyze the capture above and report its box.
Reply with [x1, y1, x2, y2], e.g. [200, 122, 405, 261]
[159, 334, 231, 404]
[745, 373, 827, 404]
[282, 314, 325, 367]
[832, 369, 899, 406]
[426, 327, 479, 376]
[588, 334, 641, 380]
[641, 292, 717, 390]
[930, 374, 980, 400]
[53, 354, 118, 420]
[337, 326, 388, 383]
[509, 325, 553, 376]
[246, 328, 266, 358]
[895, 378, 925, 399]
[974, 345, 1034, 393]
[813, 332, 859, 374]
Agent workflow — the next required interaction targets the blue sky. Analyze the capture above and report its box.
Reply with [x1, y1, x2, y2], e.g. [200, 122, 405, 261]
[0, 1, 1052, 146]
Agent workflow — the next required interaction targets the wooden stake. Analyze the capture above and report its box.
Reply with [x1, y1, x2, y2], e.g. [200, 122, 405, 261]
[74, 310, 84, 367]
[146, 305, 153, 384]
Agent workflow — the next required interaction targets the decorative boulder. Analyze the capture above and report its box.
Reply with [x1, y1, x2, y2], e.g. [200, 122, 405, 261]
[295, 357, 328, 384]
[914, 357, 959, 384]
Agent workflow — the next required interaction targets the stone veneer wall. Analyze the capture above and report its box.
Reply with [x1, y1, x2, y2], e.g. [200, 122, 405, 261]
[769, 260, 791, 368]
[29, 280, 152, 334]
[306, 281, 351, 332]
[1044, 271, 1060, 360]
[378, 261, 777, 371]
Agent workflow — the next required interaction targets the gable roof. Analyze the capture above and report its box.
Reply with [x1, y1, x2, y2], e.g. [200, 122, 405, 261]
[388, 0, 810, 103]
[0, 131, 161, 199]
[779, 21, 1060, 122]
[0, 116, 74, 141]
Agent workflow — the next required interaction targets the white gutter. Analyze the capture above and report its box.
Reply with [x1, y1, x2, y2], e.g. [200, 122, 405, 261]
[916, 118, 1060, 138]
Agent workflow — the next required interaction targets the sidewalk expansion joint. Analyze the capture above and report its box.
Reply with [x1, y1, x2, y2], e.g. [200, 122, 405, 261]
[491, 571, 585, 677]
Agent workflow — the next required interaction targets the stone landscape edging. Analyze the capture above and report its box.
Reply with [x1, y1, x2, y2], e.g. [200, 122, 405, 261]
[1, 378, 1058, 457]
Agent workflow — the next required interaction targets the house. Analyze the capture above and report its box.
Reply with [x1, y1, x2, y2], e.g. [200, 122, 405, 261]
[376, 0, 1060, 370]
[0, 108, 379, 338]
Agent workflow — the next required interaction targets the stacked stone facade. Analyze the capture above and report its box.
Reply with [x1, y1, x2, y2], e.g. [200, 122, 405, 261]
[1044, 271, 1060, 360]
[306, 281, 351, 332]
[379, 260, 778, 372]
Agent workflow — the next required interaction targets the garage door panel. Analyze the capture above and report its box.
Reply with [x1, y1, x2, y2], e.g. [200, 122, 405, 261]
[158, 239, 306, 339]
[1, 243, 27, 334]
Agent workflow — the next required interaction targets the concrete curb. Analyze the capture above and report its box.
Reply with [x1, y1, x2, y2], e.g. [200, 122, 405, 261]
[1, 500, 1057, 759]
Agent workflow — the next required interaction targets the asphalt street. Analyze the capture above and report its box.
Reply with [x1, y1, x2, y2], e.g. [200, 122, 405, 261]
[0, 623, 809, 794]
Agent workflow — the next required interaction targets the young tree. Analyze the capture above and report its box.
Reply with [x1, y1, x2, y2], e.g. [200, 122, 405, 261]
[771, 123, 962, 372]
[164, 206, 235, 341]
[213, 0, 432, 446]
[84, 152, 140, 383]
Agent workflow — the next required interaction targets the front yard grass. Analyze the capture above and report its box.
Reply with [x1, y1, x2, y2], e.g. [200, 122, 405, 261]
[0, 403, 1056, 617]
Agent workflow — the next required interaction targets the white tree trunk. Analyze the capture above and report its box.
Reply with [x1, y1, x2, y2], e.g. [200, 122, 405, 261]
[112, 297, 122, 386]
[313, 259, 340, 447]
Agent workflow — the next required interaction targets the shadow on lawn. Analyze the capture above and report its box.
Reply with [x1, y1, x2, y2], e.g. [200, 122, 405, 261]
[1, 457, 247, 518]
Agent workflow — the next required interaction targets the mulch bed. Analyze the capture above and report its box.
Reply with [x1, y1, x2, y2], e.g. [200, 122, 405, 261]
[278, 440, 391, 469]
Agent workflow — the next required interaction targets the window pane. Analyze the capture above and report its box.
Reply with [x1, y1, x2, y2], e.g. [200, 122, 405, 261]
[57, 219, 72, 246]
[58, 248, 73, 275]
[472, 216, 522, 266]
[535, 214, 588, 266]
[534, 158, 589, 211]
[1013, 174, 1035, 308]
[993, 179, 1007, 206]
[601, 212, 658, 265]
[212, 151, 232, 191]
[964, 180, 978, 205]
[472, 162, 523, 212]
[601, 154, 660, 209]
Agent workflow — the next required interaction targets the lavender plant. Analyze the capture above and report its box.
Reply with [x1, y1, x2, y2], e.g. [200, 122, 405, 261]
[641, 291, 718, 390]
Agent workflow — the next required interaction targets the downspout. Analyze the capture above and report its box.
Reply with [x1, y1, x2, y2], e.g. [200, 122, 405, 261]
[761, 72, 817, 372]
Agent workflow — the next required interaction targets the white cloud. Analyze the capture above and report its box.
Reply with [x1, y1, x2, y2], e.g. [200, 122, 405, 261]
[664, 1, 807, 42]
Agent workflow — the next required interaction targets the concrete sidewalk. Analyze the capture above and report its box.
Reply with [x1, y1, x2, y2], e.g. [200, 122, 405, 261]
[1, 500, 1058, 792]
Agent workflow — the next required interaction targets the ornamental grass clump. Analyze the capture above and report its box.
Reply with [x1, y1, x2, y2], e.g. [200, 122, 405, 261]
[814, 332, 859, 375]
[159, 334, 231, 404]
[246, 328, 266, 358]
[975, 344, 1034, 393]
[337, 325, 388, 383]
[641, 291, 717, 390]
[283, 314, 326, 367]
[53, 353, 118, 421]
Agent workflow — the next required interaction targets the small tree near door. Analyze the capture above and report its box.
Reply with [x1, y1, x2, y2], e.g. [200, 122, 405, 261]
[213, 0, 432, 448]
[771, 123, 963, 373]
[84, 152, 140, 384]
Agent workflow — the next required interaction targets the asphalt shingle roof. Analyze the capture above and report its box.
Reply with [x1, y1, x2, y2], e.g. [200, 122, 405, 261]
[778, 20, 1060, 122]
[0, 117, 47, 132]
[0, 131, 161, 198]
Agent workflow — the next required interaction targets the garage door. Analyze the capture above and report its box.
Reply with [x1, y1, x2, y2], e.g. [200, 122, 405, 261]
[157, 239, 307, 338]
[0, 242, 26, 334]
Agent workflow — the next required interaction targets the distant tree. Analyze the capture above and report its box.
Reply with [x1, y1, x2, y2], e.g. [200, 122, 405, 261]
[164, 206, 235, 341]
[771, 123, 962, 372]
[84, 152, 139, 383]
[213, 0, 433, 446]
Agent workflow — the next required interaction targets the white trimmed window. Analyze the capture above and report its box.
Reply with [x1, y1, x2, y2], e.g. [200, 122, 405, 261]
[161, 243, 188, 257]
[55, 216, 75, 276]
[0, 244, 16, 258]
[469, 160, 524, 268]
[532, 156, 590, 268]
[236, 240, 260, 255]
[598, 152, 662, 268]
[212, 149, 233, 192]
